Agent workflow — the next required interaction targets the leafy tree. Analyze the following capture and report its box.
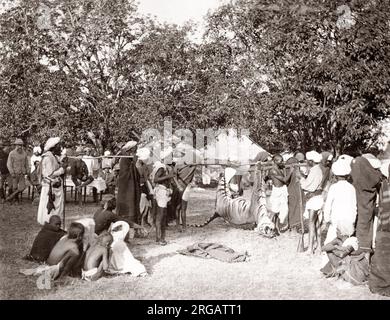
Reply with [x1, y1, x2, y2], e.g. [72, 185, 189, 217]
[203, 0, 390, 154]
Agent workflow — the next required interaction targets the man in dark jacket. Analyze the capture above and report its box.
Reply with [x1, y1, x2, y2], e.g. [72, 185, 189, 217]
[116, 141, 141, 224]
[25, 215, 66, 262]
[350, 155, 383, 253]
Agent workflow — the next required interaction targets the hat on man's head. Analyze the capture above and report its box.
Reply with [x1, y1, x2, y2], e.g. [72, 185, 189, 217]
[136, 147, 151, 161]
[339, 154, 354, 165]
[33, 146, 42, 154]
[294, 152, 305, 162]
[362, 153, 381, 169]
[122, 141, 137, 152]
[13, 138, 24, 146]
[306, 151, 322, 163]
[44, 137, 61, 152]
[101, 194, 115, 203]
[104, 150, 111, 157]
[332, 159, 351, 176]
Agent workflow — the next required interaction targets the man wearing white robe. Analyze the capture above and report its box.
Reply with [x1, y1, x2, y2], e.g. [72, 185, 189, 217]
[37, 137, 66, 225]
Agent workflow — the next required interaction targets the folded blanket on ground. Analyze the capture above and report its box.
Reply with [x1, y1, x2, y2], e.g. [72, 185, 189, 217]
[178, 243, 249, 263]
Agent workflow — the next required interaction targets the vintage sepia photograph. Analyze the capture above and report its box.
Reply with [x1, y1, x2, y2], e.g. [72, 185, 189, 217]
[1, 0, 390, 303]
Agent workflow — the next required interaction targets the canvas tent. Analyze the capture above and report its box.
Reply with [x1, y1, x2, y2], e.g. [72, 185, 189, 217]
[202, 129, 269, 171]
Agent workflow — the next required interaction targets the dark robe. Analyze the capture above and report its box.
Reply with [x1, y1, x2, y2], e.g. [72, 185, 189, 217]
[369, 179, 390, 296]
[350, 156, 382, 250]
[29, 223, 66, 262]
[117, 154, 141, 223]
[286, 157, 303, 228]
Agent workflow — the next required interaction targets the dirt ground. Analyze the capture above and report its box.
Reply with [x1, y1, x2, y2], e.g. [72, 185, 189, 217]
[0, 188, 388, 300]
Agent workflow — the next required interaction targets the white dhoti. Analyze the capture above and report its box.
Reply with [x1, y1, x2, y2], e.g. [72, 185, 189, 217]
[269, 185, 289, 223]
[37, 182, 64, 225]
[108, 221, 147, 277]
[154, 184, 172, 208]
[182, 184, 191, 202]
[140, 193, 151, 214]
[20, 263, 60, 280]
[303, 195, 324, 219]
[81, 267, 99, 281]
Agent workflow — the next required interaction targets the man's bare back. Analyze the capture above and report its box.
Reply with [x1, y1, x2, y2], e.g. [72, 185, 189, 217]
[83, 232, 112, 272]
[84, 245, 108, 271]
[47, 236, 79, 265]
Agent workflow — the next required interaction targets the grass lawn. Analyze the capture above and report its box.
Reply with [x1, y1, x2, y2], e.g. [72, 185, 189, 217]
[0, 188, 388, 300]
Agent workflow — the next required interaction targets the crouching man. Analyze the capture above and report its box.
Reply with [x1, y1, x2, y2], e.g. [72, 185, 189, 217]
[46, 222, 85, 280]
[82, 231, 113, 281]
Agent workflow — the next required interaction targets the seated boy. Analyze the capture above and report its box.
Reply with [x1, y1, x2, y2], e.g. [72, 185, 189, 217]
[82, 231, 113, 281]
[46, 222, 85, 280]
[25, 215, 66, 262]
[320, 228, 358, 278]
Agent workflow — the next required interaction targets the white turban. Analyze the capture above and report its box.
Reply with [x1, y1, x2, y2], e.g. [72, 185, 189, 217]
[305, 151, 322, 163]
[331, 159, 351, 176]
[104, 150, 111, 156]
[44, 137, 61, 152]
[136, 148, 151, 161]
[33, 146, 42, 154]
[339, 154, 354, 165]
[122, 141, 137, 151]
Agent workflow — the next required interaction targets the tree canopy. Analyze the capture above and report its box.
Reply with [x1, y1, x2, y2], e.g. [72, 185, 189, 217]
[1, 0, 389, 155]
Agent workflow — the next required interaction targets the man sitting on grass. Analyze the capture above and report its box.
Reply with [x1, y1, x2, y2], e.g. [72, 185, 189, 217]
[320, 228, 358, 277]
[24, 215, 66, 263]
[94, 194, 119, 235]
[82, 231, 113, 281]
[46, 222, 85, 280]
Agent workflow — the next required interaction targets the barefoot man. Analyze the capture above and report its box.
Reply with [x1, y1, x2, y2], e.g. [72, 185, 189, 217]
[46, 222, 85, 280]
[268, 154, 291, 232]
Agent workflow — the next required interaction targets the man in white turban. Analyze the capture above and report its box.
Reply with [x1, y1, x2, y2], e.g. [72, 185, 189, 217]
[37, 137, 67, 225]
[150, 147, 174, 245]
[30, 146, 42, 173]
[323, 159, 357, 245]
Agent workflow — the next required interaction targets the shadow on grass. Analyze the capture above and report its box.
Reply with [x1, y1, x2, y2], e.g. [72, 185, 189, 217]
[141, 252, 178, 274]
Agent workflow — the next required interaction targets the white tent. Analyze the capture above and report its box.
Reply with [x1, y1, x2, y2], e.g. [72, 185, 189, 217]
[202, 129, 269, 171]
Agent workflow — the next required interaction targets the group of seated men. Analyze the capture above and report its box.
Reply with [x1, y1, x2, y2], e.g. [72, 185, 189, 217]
[23, 194, 147, 282]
